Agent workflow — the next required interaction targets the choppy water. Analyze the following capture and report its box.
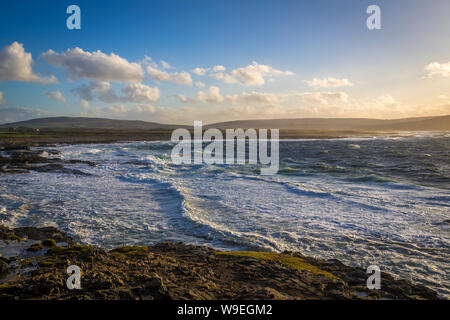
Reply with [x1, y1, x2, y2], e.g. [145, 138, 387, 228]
[1, 132, 449, 297]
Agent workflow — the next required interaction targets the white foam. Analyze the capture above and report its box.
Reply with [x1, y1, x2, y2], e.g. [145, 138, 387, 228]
[1, 140, 449, 297]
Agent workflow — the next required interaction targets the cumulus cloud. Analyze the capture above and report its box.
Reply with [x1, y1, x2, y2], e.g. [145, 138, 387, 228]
[92, 103, 161, 120]
[374, 94, 396, 107]
[174, 94, 189, 103]
[303, 77, 354, 88]
[0, 91, 5, 105]
[78, 99, 102, 117]
[121, 83, 160, 103]
[212, 65, 226, 72]
[160, 60, 172, 69]
[226, 91, 278, 105]
[195, 81, 205, 88]
[295, 91, 349, 105]
[197, 86, 224, 103]
[146, 66, 170, 81]
[209, 71, 237, 84]
[103, 104, 129, 114]
[73, 81, 117, 102]
[0, 42, 57, 84]
[170, 72, 192, 86]
[147, 65, 192, 85]
[191, 67, 209, 76]
[210, 61, 294, 86]
[80, 99, 90, 109]
[44, 90, 66, 103]
[98, 102, 288, 125]
[294, 93, 448, 119]
[41, 47, 145, 82]
[84, 92, 450, 125]
[73, 81, 159, 103]
[425, 61, 450, 78]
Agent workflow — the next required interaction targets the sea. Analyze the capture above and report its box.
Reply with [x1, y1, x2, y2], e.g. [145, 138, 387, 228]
[1, 132, 449, 297]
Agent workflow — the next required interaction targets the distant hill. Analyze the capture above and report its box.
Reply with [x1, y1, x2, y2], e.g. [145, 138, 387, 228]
[208, 115, 450, 131]
[1, 115, 449, 131]
[0, 117, 182, 130]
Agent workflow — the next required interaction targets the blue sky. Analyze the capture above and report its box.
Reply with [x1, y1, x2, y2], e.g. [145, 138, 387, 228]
[0, 0, 449, 124]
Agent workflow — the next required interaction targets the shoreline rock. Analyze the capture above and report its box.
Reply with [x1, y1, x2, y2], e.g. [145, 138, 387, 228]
[0, 144, 95, 176]
[0, 226, 439, 300]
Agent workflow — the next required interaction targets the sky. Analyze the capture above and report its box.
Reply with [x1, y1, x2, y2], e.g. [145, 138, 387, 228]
[0, 0, 449, 125]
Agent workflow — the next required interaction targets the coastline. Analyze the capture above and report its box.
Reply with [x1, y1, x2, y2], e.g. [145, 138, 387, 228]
[0, 138, 446, 300]
[0, 225, 439, 300]
[0, 129, 403, 147]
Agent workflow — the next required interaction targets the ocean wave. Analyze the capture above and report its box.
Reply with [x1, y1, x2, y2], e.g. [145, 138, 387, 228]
[345, 174, 397, 184]
[3, 136, 450, 298]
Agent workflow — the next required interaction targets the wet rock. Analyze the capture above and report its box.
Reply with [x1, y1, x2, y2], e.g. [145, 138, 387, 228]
[64, 159, 97, 167]
[0, 259, 8, 274]
[42, 239, 57, 247]
[0, 225, 24, 242]
[0, 167, 30, 175]
[12, 226, 73, 244]
[0, 146, 96, 176]
[0, 239, 440, 300]
[1, 144, 30, 151]
[29, 164, 92, 176]
[26, 243, 44, 252]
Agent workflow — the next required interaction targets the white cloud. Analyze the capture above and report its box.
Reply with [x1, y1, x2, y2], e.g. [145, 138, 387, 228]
[73, 81, 117, 102]
[195, 81, 205, 88]
[303, 77, 354, 88]
[86, 93, 450, 125]
[0, 91, 4, 105]
[139, 55, 158, 68]
[191, 67, 209, 76]
[425, 61, 450, 78]
[170, 72, 193, 86]
[212, 65, 226, 72]
[231, 62, 293, 86]
[121, 83, 160, 103]
[197, 86, 224, 103]
[147, 66, 192, 85]
[134, 104, 156, 114]
[295, 91, 349, 105]
[209, 71, 238, 84]
[78, 99, 102, 117]
[45, 90, 66, 103]
[226, 91, 278, 105]
[0, 42, 57, 84]
[103, 104, 129, 114]
[146, 65, 171, 81]
[210, 61, 294, 86]
[73, 81, 159, 103]
[437, 94, 449, 100]
[174, 94, 189, 103]
[80, 99, 89, 109]
[375, 94, 396, 107]
[41, 47, 144, 82]
[160, 60, 172, 69]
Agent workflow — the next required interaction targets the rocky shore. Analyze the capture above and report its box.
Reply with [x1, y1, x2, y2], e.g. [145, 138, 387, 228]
[0, 143, 97, 176]
[0, 225, 439, 300]
[0, 143, 442, 300]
